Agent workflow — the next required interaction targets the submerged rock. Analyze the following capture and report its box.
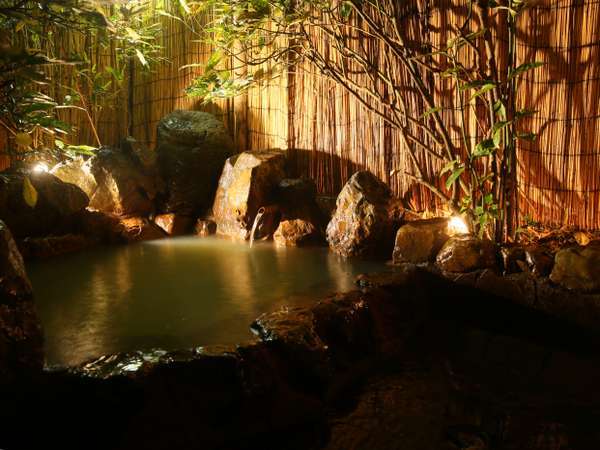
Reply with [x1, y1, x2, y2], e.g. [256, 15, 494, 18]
[153, 213, 194, 236]
[436, 236, 497, 273]
[393, 218, 449, 264]
[157, 110, 235, 216]
[550, 246, 600, 292]
[18, 234, 95, 260]
[119, 217, 167, 243]
[326, 171, 402, 258]
[0, 172, 88, 238]
[212, 150, 286, 240]
[274, 219, 320, 246]
[195, 219, 217, 237]
[0, 220, 43, 381]
[76, 210, 126, 244]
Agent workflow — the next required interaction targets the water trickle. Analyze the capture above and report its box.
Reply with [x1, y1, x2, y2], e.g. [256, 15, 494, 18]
[249, 207, 266, 247]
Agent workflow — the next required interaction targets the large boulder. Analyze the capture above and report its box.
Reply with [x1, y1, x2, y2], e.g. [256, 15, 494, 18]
[212, 150, 286, 240]
[393, 218, 449, 264]
[89, 146, 159, 216]
[0, 220, 43, 382]
[156, 110, 235, 216]
[550, 245, 600, 292]
[326, 171, 402, 258]
[0, 172, 88, 238]
[50, 157, 97, 199]
[436, 235, 497, 273]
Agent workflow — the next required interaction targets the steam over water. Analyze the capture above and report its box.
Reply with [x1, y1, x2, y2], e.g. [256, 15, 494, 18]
[28, 237, 384, 367]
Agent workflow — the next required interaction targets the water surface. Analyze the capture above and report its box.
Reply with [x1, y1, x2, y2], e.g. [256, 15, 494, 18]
[28, 237, 385, 367]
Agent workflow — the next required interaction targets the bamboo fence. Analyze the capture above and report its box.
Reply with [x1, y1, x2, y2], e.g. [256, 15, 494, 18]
[1, 0, 599, 230]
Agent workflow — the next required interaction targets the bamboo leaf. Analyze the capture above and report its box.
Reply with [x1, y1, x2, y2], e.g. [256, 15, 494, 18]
[445, 166, 465, 189]
[508, 61, 544, 80]
[420, 106, 441, 119]
[472, 138, 497, 159]
[135, 49, 148, 67]
[470, 82, 495, 100]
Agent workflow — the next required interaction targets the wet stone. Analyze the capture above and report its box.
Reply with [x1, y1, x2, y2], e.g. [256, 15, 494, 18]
[550, 245, 600, 292]
[393, 218, 450, 264]
[194, 219, 217, 237]
[436, 236, 497, 273]
[326, 171, 402, 258]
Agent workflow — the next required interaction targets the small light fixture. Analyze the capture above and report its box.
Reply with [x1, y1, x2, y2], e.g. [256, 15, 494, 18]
[448, 216, 469, 236]
[31, 162, 49, 173]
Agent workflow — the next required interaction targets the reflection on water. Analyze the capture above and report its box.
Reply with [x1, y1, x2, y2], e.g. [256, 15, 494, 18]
[28, 237, 385, 367]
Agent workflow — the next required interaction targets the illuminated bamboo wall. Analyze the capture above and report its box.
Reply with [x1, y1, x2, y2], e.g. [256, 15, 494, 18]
[2, 0, 599, 230]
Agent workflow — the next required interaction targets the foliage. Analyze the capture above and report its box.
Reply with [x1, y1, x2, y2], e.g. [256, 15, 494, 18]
[188, 0, 544, 241]
[0, 0, 166, 159]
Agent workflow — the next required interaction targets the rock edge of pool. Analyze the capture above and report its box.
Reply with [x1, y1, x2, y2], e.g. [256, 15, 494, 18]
[5, 263, 600, 450]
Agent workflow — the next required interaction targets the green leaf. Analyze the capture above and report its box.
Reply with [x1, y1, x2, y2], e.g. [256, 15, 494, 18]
[508, 61, 544, 80]
[492, 120, 511, 146]
[493, 100, 506, 121]
[515, 108, 537, 120]
[440, 159, 459, 175]
[516, 132, 537, 141]
[135, 49, 148, 67]
[472, 138, 497, 159]
[470, 82, 495, 100]
[459, 80, 492, 91]
[340, 2, 352, 18]
[445, 166, 465, 189]
[420, 106, 442, 119]
[179, 0, 191, 14]
[23, 177, 38, 208]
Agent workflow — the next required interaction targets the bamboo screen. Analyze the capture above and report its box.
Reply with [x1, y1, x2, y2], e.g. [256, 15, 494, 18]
[288, 0, 600, 230]
[2, 0, 599, 229]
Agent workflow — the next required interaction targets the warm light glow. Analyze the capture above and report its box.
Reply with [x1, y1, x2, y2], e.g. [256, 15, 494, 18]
[31, 162, 49, 173]
[448, 216, 469, 235]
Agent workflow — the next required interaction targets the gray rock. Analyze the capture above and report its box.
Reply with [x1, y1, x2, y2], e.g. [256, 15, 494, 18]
[157, 110, 235, 215]
[550, 246, 600, 292]
[212, 150, 286, 239]
[436, 235, 497, 273]
[393, 218, 449, 264]
[326, 171, 402, 258]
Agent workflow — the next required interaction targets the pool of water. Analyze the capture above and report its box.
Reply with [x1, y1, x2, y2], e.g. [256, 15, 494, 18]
[27, 237, 385, 367]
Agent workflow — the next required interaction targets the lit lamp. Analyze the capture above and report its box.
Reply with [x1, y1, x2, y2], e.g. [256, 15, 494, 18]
[31, 162, 49, 174]
[447, 215, 469, 236]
